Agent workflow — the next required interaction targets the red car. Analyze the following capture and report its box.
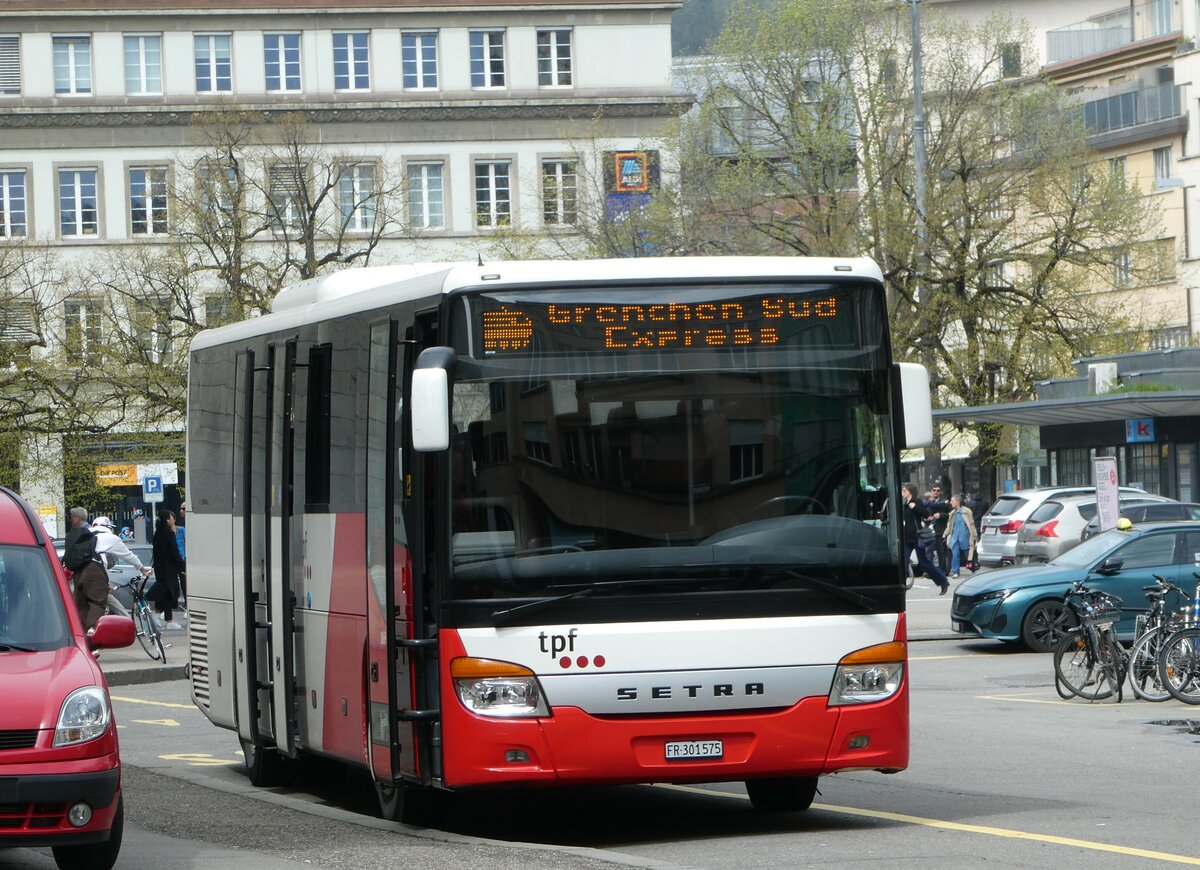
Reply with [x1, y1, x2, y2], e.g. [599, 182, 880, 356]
[0, 487, 135, 870]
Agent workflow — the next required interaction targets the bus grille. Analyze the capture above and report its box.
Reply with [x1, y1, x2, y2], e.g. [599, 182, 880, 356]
[0, 730, 37, 751]
[189, 610, 210, 709]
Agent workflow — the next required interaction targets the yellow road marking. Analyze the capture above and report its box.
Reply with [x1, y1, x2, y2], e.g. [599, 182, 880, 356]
[132, 718, 181, 727]
[158, 752, 240, 767]
[660, 784, 1200, 864]
[111, 695, 194, 710]
[977, 693, 1111, 707]
[909, 653, 992, 660]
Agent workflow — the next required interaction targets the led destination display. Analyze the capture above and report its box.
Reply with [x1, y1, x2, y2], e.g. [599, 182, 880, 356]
[479, 291, 854, 355]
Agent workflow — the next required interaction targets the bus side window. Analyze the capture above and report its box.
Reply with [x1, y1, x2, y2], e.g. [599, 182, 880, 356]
[305, 344, 333, 510]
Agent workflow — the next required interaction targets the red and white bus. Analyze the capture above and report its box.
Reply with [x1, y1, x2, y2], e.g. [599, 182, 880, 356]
[186, 256, 932, 820]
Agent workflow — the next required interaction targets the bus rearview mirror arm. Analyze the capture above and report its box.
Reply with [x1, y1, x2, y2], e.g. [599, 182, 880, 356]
[412, 347, 457, 452]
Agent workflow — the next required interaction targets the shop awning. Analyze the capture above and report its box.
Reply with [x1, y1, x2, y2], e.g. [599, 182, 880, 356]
[932, 391, 1200, 427]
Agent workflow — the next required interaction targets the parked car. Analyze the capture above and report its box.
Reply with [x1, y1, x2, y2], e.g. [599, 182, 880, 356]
[1080, 501, 1200, 540]
[1014, 493, 1176, 564]
[0, 485, 135, 870]
[976, 485, 1147, 568]
[952, 520, 1200, 652]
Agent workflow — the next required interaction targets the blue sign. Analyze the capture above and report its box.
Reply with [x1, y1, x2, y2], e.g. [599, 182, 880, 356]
[1126, 418, 1156, 444]
[142, 475, 164, 502]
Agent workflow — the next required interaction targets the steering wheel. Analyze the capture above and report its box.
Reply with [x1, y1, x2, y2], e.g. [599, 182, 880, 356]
[751, 495, 827, 519]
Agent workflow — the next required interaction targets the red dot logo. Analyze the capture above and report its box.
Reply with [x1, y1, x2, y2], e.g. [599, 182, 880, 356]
[559, 656, 571, 668]
[576, 656, 589, 668]
[594, 654, 606, 668]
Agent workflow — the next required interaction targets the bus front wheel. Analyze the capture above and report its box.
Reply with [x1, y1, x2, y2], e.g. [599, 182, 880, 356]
[241, 738, 287, 787]
[745, 776, 818, 812]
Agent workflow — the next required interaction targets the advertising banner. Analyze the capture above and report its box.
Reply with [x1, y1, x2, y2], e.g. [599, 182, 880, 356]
[1094, 456, 1120, 532]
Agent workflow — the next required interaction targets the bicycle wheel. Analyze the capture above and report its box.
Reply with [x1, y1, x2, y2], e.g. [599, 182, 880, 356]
[133, 604, 165, 662]
[1098, 629, 1124, 704]
[1158, 627, 1200, 705]
[1053, 630, 1115, 701]
[1127, 628, 1171, 702]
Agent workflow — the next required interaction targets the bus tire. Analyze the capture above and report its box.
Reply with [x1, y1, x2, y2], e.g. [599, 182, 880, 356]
[241, 738, 287, 787]
[745, 776, 818, 812]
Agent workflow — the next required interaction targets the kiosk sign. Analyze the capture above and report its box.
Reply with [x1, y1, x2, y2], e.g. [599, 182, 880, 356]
[1094, 456, 1120, 532]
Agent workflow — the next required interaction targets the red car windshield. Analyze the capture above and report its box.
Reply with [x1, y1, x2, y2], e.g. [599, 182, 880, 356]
[0, 544, 72, 650]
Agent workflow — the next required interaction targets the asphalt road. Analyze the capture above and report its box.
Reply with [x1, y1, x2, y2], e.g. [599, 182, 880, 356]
[9, 594, 1200, 870]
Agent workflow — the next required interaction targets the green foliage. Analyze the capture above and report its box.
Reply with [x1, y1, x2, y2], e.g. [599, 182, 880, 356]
[1104, 381, 1180, 394]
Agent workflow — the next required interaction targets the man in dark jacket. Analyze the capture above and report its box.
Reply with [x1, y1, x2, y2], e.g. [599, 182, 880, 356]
[925, 484, 952, 571]
[63, 506, 108, 632]
[966, 491, 989, 538]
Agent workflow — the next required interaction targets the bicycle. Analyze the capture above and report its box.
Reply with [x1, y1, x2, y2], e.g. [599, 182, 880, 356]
[1052, 580, 1125, 702]
[1156, 574, 1200, 705]
[1125, 574, 1192, 702]
[106, 574, 167, 662]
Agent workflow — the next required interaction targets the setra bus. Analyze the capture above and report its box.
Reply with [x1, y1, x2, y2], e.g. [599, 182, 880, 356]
[185, 256, 932, 820]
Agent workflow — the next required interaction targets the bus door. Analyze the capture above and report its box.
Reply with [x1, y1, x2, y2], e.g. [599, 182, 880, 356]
[365, 321, 420, 784]
[232, 347, 271, 749]
[267, 340, 299, 757]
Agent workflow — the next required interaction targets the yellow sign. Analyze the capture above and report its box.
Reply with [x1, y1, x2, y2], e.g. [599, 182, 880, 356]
[96, 464, 138, 486]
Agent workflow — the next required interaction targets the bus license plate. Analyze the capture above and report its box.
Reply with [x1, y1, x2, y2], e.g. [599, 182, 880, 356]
[665, 740, 723, 761]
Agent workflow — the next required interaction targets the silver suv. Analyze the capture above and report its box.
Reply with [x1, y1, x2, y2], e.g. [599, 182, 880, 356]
[1013, 493, 1174, 564]
[976, 485, 1147, 567]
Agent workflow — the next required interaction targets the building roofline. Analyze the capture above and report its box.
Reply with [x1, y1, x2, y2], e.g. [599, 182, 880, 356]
[934, 391, 1200, 426]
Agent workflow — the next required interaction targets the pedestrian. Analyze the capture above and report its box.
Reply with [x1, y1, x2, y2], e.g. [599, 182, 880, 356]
[902, 483, 950, 594]
[943, 494, 978, 579]
[926, 483, 951, 571]
[150, 509, 187, 629]
[966, 490, 988, 537]
[175, 501, 187, 606]
[62, 506, 109, 632]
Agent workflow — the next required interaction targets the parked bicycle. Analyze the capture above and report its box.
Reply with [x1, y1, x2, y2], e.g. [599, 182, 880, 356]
[106, 574, 166, 662]
[1125, 574, 1192, 702]
[1053, 579, 1125, 702]
[1156, 573, 1200, 705]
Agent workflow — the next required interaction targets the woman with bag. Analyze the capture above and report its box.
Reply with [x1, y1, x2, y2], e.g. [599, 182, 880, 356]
[943, 494, 978, 580]
[902, 483, 950, 595]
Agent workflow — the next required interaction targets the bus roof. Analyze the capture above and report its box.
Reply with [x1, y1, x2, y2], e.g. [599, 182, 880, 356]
[191, 256, 883, 353]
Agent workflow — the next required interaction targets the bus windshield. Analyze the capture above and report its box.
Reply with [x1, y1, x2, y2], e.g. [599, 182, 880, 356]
[443, 281, 899, 622]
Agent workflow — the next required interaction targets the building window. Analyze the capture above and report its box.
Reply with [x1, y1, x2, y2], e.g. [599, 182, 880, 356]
[133, 297, 170, 362]
[195, 34, 232, 94]
[878, 49, 897, 86]
[982, 260, 1009, 288]
[541, 159, 577, 226]
[64, 299, 101, 365]
[129, 166, 168, 235]
[401, 32, 437, 89]
[524, 422, 552, 463]
[0, 170, 26, 238]
[1154, 146, 1172, 182]
[333, 32, 370, 91]
[1125, 443, 1160, 492]
[53, 36, 91, 95]
[198, 163, 238, 225]
[729, 421, 764, 482]
[124, 34, 162, 94]
[58, 168, 98, 237]
[204, 294, 231, 326]
[474, 160, 511, 227]
[1147, 237, 1175, 283]
[0, 35, 21, 96]
[269, 164, 306, 231]
[470, 30, 505, 88]
[1109, 155, 1126, 181]
[1000, 42, 1021, 78]
[1113, 248, 1132, 288]
[264, 33, 302, 93]
[0, 303, 35, 363]
[338, 163, 376, 232]
[537, 29, 572, 87]
[407, 161, 444, 229]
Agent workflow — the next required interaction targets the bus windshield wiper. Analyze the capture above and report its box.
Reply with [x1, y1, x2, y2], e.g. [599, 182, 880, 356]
[752, 565, 878, 611]
[491, 575, 716, 625]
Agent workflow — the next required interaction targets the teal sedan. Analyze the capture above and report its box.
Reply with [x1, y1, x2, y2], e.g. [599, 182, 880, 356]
[951, 522, 1200, 652]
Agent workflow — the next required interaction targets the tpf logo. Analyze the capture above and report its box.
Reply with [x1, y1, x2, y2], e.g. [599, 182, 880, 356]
[538, 629, 606, 669]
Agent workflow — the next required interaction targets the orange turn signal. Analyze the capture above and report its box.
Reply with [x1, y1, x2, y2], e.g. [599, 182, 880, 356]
[838, 641, 906, 666]
[450, 657, 536, 679]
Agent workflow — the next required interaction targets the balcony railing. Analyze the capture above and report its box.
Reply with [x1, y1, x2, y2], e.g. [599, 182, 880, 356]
[1046, 0, 1174, 66]
[1083, 82, 1182, 136]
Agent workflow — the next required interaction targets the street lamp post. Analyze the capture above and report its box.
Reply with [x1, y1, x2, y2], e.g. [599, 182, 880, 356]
[908, 0, 928, 297]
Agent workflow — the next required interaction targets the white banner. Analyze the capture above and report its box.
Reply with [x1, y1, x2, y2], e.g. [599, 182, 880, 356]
[1094, 456, 1120, 532]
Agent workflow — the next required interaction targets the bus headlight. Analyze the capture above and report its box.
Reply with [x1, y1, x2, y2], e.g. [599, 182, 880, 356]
[54, 687, 111, 746]
[451, 657, 550, 718]
[829, 641, 906, 706]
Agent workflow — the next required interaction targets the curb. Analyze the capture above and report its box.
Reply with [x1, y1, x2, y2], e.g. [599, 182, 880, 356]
[102, 665, 187, 687]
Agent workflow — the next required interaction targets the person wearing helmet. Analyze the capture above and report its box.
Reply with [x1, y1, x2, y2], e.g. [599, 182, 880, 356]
[89, 517, 152, 631]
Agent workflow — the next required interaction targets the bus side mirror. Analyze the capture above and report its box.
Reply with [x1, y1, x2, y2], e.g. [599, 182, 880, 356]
[412, 347, 456, 452]
[894, 362, 933, 449]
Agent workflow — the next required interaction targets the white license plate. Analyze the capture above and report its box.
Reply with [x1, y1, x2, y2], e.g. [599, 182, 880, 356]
[665, 740, 723, 761]
[985, 527, 997, 535]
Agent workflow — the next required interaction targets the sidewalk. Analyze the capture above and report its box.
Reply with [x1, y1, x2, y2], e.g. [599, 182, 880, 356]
[98, 623, 189, 687]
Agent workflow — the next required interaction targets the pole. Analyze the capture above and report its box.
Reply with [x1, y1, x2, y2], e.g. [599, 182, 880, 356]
[909, 0, 928, 302]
